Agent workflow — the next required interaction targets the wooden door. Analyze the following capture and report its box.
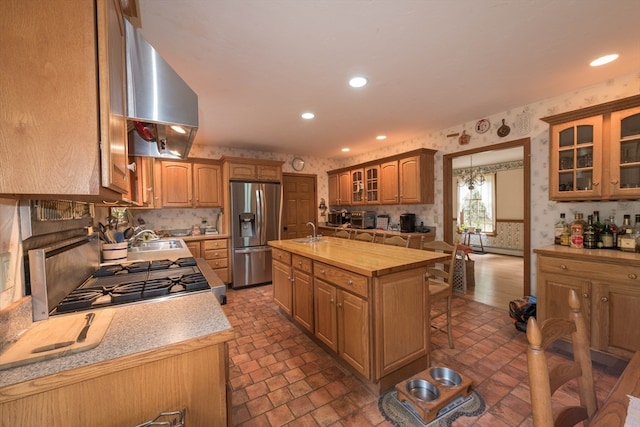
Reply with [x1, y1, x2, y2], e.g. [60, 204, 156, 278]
[161, 161, 193, 207]
[314, 280, 338, 351]
[282, 173, 317, 239]
[194, 163, 221, 207]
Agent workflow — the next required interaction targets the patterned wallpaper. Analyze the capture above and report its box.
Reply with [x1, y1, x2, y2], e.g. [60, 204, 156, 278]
[140, 72, 640, 294]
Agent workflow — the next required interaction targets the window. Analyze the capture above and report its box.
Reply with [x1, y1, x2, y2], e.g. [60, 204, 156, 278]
[458, 173, 495, 233]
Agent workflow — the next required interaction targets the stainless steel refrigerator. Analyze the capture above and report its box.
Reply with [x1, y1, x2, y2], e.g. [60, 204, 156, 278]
[230, 182, 282, 288]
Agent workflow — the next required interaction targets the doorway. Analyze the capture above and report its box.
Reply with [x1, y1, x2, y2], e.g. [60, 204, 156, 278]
[281, 173, 318, 239]
[443, 138, 531, 297]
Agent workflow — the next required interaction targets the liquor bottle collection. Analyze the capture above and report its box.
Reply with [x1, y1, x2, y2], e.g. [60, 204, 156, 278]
[554, 211, 640, 252]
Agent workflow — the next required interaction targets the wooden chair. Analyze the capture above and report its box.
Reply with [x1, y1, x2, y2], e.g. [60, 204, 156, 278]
[421, 239, 455, 271]
[382, 234, 411, 248]
[334, 229, 351, 239]
[352, 230, 376, 243]
[526, 289, 597, 427]
[425, 244, 457, 349]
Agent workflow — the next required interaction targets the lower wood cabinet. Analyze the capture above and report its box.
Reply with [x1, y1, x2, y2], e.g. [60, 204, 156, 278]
[186, 238, 230, 284]
[536, 247, 640, 359]
[272, 248, 293, 315]
[292, 255, 314, 332]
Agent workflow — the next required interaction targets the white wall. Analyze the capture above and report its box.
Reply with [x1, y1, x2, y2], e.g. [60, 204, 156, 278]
[497, 169, 523, 219]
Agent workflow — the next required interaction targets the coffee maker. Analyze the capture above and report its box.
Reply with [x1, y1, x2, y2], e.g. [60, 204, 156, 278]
[399, 213, 416, 233]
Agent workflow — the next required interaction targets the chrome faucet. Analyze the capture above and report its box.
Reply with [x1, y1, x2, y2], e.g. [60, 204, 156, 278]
[306, 221, 317, 241]
[132, 229, 160, 242]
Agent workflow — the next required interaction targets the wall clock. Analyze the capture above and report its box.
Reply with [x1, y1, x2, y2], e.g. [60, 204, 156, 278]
[292, 157, 305, 171]
[475, 119, 490, 134]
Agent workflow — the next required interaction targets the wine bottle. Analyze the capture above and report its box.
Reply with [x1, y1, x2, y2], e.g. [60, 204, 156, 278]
[583, 215, 597, 249]
[554, 213, 566, 245]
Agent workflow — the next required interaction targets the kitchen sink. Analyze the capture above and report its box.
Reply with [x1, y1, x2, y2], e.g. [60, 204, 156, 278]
[291, 237, 326, 244]
[128, 239, 185, 252]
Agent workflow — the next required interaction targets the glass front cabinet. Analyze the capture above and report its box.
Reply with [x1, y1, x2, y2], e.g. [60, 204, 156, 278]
[543, 96, 640, 201]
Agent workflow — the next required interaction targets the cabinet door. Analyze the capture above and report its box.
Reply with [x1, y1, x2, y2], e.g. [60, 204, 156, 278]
[380, 160, 399, 204]
[293, 269, 314, 333]
[98, 0, 129, 193]
[364, 165, 380, 205]
[351, 168, 364, 205]
[338, 290, 369, 377]
[314, 280, 338, 351]
[227, 162, 256, 180]
[161, 161, 193, 207]
[549, 116, 603, 200]
[609, 106, 640, 199]
[194, 163, 222, 207]
[338, 171, 351, 205]
[399, 156, 422, 203]
[272, 260, 293, 315]
[328, 173, 340, 206]
[537, 272, 591, 336]
[257, 164, 281, 182]
[186, 241, 201, 258]
[593, 281, 640, 358]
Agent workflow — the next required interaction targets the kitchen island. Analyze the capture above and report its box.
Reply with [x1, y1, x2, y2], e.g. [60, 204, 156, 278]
[0, 259, 233, 427]
[268, 236, 449, 393]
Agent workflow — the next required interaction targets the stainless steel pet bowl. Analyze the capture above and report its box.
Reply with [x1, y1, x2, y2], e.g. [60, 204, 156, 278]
[405, 379, 440, 402]
[429, 367, 463, 387]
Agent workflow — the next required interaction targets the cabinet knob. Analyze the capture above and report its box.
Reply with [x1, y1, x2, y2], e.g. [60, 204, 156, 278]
[298, 261, 302, 266]
[560, 264, 567, 270]
[601, 296, 609, 302]
[337, 302, 342, 308]
[320, 269, 326, 274]
[582, 293, 589, 299]
[610, 179, 619, 185]
[330, 298, 334, 304]
[592, 181, 599, 187]
[347, 279, 353, 286]
[629, 273, 638, 280]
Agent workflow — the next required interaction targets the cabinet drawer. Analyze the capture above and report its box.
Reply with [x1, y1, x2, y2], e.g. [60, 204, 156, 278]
[292, 255, 312, 273]
[203, 239, 228, 250]
[204, 249, 227, 260]
[538, 255, 640, 285]
[212, 267, 229, 283]
[272, 248, 291, 264]
[314, 262, 368, 298]
[206, 258, 228, 269]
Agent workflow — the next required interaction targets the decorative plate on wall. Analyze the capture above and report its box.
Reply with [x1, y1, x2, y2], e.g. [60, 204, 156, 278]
[475, 119, 490, 134]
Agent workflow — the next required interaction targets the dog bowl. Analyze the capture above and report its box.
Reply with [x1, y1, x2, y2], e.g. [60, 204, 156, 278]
[429, 367, 463, 387]
[406, 379, 440, 402]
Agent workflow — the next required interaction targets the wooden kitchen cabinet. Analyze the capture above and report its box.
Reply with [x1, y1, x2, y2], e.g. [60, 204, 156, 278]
[272, 248, 293, 315]
[542, 95, 640, 201]
[128, 156, 161, 208]
[223, 157, 284, 182]
[364, 165, 380, 204]
[0, 0, 128, 199]
[202, 239, 230, 284]
[185, 241, 201, 258]
[399, 154, 434, 204]
[351, 168, 365, 205]
[380, 160, 399, 204]
[292, 255, 314, 333]
[536, 245, 640, 359]
[161, 160, 222, 208]
[328, 170, 351, 206]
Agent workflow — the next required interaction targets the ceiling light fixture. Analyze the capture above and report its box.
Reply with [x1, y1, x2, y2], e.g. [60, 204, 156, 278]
[301, 112, 315, 120]
[170, 125, 187, 134]
[349, 76, 368, 88]
[376, 135, 387, 140]
[457, 156, 485, 190]
[590, 54, 619, 67]
[341, 148, 350, 152]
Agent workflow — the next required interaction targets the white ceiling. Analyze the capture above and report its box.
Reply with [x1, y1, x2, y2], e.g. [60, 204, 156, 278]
[136, 0, 640, 159]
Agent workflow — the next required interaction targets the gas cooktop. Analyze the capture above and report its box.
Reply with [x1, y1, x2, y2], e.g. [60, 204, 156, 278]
[52, 257, 210, 315]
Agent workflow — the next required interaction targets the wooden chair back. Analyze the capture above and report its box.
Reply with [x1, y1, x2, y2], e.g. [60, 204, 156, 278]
[352, 230, 376, 243]
[421, 240, 455, 253]
[526, 289, 597, 427]
[425, 244, 458, 349]
[334, 229, 351, 239]
[382, 234, 411, 248]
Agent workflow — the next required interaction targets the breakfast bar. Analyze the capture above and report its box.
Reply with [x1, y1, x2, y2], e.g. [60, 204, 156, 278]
[268, 236, 449, 393]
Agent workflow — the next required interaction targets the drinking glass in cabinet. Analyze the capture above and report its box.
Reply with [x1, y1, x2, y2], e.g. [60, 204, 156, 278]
[559, 151, 574, 170]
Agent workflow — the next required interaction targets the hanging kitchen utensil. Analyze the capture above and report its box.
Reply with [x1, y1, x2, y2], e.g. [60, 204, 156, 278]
[458, 130, 471, 145]
[497, 119, 511, 137]
[124, 227, 134, 240]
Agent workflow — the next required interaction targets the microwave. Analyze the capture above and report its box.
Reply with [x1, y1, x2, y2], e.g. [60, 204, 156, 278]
[350, 211, 375, 229]
[327, 211, 350, 226]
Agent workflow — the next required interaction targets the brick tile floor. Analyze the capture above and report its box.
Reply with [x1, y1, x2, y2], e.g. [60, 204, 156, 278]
[222, 285, 620, 426]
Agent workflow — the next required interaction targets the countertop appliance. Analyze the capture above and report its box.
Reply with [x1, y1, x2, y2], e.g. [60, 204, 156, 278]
[230, 182, 282, 288]
[327, 210, 350, 226]
[400, 213, 416, 233]
[350, 211, 376, 229]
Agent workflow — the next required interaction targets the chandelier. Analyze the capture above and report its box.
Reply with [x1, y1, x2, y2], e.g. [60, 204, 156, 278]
[457, 156, 485, 190]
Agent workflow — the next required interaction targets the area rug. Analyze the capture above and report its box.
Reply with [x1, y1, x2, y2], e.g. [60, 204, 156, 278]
[378, 389, 485, 427]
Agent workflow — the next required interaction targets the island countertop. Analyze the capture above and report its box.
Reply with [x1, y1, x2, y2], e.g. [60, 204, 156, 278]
[268, 237, 449, 277]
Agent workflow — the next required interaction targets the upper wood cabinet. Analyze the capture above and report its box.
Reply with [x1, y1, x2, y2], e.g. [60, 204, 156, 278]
[329, 149, 436, 207]
[542, 95, 640, 201]
[222, 157, 284, 182]
[0, 0, 128, 199]
[328, 170, 351, 206]
[161, 160, 222, 208]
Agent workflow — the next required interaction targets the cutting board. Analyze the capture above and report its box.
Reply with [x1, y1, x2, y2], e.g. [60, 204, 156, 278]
[0, 309, 115, 370]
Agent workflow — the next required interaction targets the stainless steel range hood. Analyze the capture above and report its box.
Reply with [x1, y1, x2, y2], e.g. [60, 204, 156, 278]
[124, 19, 198, 159]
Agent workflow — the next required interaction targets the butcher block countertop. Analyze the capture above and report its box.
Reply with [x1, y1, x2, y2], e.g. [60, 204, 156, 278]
[0, 259, 233, 399]
[268, 236, 449, 277]
[534, 244, 640, 265]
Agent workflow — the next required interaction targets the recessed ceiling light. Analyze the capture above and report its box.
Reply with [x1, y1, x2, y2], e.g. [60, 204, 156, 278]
[341, 148, 350, 152]
[349, 76, 368, 88]
[301, 112, 315, 120]
[376, 135, 387, 140]
[590, 54, 619, 67]
[170, 125, 187, 134]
